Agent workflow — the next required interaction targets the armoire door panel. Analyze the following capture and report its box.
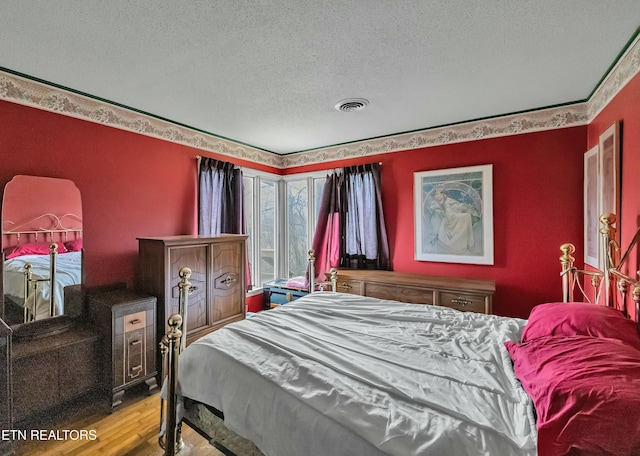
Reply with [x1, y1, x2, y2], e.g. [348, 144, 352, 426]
[168, 245, 209, 334]
[210, 241, 244, 323]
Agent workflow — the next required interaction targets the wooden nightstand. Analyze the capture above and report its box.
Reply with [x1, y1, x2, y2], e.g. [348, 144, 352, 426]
[88, 289, 158, 409]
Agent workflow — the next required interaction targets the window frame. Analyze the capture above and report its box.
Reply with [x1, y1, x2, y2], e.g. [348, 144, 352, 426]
[243, 168, 328, 293]
[281, 170, 328, 279]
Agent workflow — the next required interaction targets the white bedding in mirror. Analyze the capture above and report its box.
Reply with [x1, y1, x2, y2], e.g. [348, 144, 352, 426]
[176, 292, 537, 456]
[3, 251, 82, 320]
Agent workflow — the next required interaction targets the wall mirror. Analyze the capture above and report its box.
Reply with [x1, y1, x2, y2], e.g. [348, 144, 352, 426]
[1, 175, 83, 335]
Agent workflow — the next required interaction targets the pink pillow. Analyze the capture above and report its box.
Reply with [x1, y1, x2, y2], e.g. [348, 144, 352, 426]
[522, 302, 640, 351]
[5, 242, 68, 259]
[64, 238, 83, 252]
[505, 336, 640, 456]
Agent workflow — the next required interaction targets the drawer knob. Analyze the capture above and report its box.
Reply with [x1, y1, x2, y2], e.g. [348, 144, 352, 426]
[339, 283, 352, 290]
[451, 296, 472, 306]
[130, 339, 142, 346]
[286, 292, 294, 302]
[129, 319, 142, 325]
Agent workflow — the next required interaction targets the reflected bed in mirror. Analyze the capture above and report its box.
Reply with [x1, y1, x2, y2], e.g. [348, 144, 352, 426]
[2, 175, 83, 328]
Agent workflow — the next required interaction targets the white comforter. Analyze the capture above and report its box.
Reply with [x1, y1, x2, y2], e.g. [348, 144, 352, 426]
[3, 251, 82, 320]
[177, 292, 537, 456]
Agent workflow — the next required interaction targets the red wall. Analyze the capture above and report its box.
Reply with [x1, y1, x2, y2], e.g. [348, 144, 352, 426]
[588, 73, 640, 318]
[289, 128, 587, 318]
[3, 70, 638, 319]
[0, 101, 278, 293]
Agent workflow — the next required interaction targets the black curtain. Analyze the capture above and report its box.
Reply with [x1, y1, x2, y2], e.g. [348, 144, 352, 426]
[198, 157, 244, 235]
[198, 157, 251, 289]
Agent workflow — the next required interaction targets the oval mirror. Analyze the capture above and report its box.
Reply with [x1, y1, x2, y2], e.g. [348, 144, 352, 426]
[2, 175, 83, 328]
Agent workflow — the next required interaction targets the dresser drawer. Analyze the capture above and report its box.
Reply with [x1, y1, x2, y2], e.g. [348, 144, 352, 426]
[335, 278, 364, 295]
[396, 286, 433, 305]
[123, 311, 146, 333]
[363, 282, 397, 301]
[438, 291, 487, 314]
[125, 329, 145, 382]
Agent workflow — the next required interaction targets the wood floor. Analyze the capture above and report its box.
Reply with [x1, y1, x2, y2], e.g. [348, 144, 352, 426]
[12, 392, 223, 456]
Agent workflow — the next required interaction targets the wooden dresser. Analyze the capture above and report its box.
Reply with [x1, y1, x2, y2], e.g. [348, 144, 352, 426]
[11, 327, 99, 423]
[335, 269, 495, 314]
[137, 235, 247, 348]
[88, 289, 157, 409]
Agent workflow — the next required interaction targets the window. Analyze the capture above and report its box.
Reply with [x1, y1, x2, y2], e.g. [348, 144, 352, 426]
[286, 179, 309, 277]
[259, 179, 277, 284]
[243, 169, 327, 289]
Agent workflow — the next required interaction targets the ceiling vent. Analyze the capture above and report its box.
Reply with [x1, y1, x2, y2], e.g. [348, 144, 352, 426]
[335, 98, 369, 112]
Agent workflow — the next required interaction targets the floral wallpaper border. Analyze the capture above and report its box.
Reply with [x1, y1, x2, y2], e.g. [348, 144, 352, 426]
[1, 35, 638, 169]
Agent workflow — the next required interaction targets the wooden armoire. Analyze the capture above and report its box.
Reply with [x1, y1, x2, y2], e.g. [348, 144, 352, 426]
[137, 235, 247, 350]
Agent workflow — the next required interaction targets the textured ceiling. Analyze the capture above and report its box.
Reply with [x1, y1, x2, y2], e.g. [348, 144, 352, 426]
[1, 1, 639, 154]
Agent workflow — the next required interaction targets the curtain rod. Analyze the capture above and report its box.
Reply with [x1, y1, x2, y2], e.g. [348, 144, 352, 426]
[196, 155, 241, 169]
[197, 155, 381, 171]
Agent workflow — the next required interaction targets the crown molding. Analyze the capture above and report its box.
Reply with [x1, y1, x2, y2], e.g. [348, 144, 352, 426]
[0, 71, 280, 168]
[587, 33, 640, 120]
[281, 104, 589, 167]
[1, 33, 638, 169]
[286, 34, 640, 168]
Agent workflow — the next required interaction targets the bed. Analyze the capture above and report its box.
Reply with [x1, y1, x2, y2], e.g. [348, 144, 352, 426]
[2, 213, 83, 323]
[161, 214, 640, 456]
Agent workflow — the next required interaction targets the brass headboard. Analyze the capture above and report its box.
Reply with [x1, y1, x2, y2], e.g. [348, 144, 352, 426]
[561, 213, 640, 327]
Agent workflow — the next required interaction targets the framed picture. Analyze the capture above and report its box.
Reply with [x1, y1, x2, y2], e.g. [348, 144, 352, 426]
[583, 145, 599, 268]
[414, 164, 493, 265]
[598, 121, 621, 224]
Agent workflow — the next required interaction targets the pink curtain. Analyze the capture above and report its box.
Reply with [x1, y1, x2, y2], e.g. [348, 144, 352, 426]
[308, 173, 341, 283]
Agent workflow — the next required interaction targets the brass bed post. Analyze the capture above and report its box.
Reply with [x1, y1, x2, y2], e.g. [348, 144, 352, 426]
[618, 279, 630, 318]
[633, 286, 640, 332]
[163, 314, 183, 456]
[48, 242, 58, 317]
[308, 249, 316, 292]
[560, 243, 575, 302]
[328, 268, 338, 292]
[159, 267, 191, 454]
[23, 263, 33, 322]
[600, 214, 617, 308]
[177, 267, 191, 352]
[307, 249, 338, 293]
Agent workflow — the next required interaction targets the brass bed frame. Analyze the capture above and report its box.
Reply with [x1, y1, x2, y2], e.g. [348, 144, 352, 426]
[160, 215, 639, 455]
[2, 213, 82, 322]
[560, 213, 640, 325]
[158, 250, 337, 455]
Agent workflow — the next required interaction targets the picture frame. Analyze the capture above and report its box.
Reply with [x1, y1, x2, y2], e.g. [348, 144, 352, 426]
[598, 121, 621, 224]
[414, 164, 493, 265]
[583, 145, 599, 268]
